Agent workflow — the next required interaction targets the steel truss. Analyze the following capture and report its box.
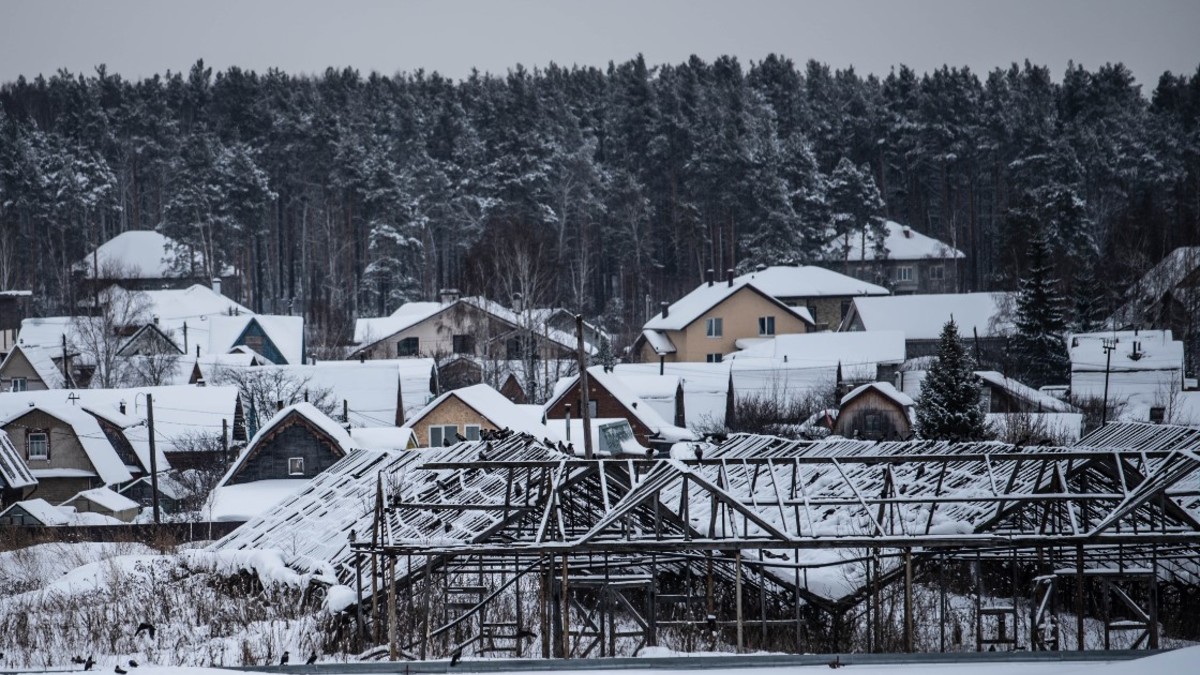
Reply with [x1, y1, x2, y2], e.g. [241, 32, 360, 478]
[344, 423, 1200, 659]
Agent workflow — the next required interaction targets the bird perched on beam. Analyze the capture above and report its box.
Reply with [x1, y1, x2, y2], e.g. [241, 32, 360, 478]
[450, 648, 463, 666]
[306, 652, 318, 665]
[280, 651, 289, 666]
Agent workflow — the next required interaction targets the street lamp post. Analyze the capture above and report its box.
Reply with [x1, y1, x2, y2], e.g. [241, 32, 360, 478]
[1101, 338, 1117, 426]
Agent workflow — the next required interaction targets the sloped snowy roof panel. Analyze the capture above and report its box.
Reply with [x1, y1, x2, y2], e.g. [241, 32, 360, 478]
[733, 265, 891, 298]
[75, 230, 234, 279]
[63, 486, 140, 513]
[0, 432, 36, 490]
[840, 381, 914, 407]
[845, 292, 1014, 340]
[825, 220, 965, 262]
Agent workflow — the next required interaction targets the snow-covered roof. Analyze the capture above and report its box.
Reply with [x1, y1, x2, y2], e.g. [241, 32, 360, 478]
[644, 277, 816, 332]
[75, 230, 234, 279]
[546, 367, 696, 442]
[0, 431, 36, 490]
[0, 344, 66, 388]
[731, 330, 906, 380]
[0, 498, 68, 526]
[640, 329, 677, 355]
[63, 486, 140, 513]
[208, 314, 304, 365]
[354, 297, 595, 355]
[976, 371, 1078, 413]
[843, 292, 1014, 340]
[840, 381, 914, 408]
[1107, 247, 1200, 329]
[825, 220, 965, 262]
[348, 427, 414, 450]
[0, 384, 242, 456]
[119, 472, 191, 501]
[209, 479, 309, 522]
[0, 403, 133, 485]
[1069, 330, 1184, 373]
[406, 383, 550, 441]
[733, 265, 891, 298]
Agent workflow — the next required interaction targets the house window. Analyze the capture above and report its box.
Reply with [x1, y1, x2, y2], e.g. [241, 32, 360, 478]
[929, 265, 945, 281]
[465, 425, 481, 441]
[428, 424, 458, 447]
[979, 387, 993, 412]
[11, 377, 27, 392]
[841, 300, 851, 321]
[894, 266, 914, 282]
[452, 334, 475, 354]
[705, 317, 723, 338]
[288, 457, 305, 476]
[397, 337, 419, 357]
[706, 353, 723, 363]
[27, 431, 48, 460]
[1149, 407, 1166, 424]
[758, 316, 776, 336]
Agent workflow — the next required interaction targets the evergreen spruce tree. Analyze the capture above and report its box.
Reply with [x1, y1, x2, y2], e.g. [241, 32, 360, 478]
[1012, 229, 1071, 388]
[916, 318, 988, 441]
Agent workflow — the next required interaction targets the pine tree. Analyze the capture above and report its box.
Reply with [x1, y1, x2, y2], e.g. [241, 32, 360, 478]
[1012, 229, 1070, 388]
[916, 318, 988, 441]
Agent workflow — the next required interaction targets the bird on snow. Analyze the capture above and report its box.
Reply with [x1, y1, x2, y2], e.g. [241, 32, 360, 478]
[71, 657, 87, 665]
[306, 652, 318, 665]
[645, 447, 655, 459]
[84, 656, 96, 671]
[828, 655, 842, 669]
[115, 666, 128, 674]
[450, 648, 463, 666]
[134, 622, 156, 639]
[280, 651, 290, 665]
[128, 660, 138, 668]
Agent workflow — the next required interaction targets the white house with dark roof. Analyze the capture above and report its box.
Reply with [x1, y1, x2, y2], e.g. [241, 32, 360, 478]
[823, 220, 965, 294]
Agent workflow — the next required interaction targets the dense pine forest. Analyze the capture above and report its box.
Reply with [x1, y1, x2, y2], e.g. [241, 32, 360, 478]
[1, 55, 1198, 348]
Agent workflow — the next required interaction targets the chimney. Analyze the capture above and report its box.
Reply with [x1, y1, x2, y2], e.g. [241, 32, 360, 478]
[276, 400, 284, 412]
[212, 277, 222, 296]
[660, 301, 669, 318]
[902, 226, 912, 239]
[512, 292, 524, 313]
[153, 315, 159, 325]
[439, 288, 461, 304]
[705, 269, 714, 287]
[119, 400, 126, 414]
[727, 269, 734, 287]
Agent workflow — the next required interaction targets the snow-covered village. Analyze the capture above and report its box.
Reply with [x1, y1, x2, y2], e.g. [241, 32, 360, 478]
[0, 2, 1198, 675]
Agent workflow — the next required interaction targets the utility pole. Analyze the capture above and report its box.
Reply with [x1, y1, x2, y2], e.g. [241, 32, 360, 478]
[575, 314, 593, 459]
[146, 393, 161, 524]
[1101, 338, 1116, 426]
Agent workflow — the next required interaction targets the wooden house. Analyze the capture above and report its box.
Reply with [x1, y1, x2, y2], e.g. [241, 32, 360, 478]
[840, 292, 1014, 368]
[834, 382, 914, 441]
[822, 221, 964, 295]
[119, 473, 191, 513]
[0, 344, 71, 391]
[220, 403, 353, 486]
[61, 486, 141, 523]
[74, 230, 238, 295]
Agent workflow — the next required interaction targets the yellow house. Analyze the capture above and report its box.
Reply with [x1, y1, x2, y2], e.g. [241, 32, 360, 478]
[403, 383, 548, 448]
[636, 280, 814, 364]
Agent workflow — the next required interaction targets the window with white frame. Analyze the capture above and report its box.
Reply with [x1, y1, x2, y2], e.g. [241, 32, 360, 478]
[465, 425, 481, 441]
[428, 424, 458, 447]
[758, 316, 775, 336]
[705, 317, 723, 337]
[929, 265, 945, 281]
[11, 377, 27, 392]
[288, 457, 305, 476]
[706, 353, 723, 363]
[894, 266, 914, 282]
[27, 431, 48, 460]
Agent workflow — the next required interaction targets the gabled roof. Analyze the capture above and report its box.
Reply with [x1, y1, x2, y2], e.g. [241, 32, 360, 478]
[824, 220, 965, 262]
[0, 403, 132, 485]
[976, 371, 1078, 413]
[0, 498, 68, 526]
[62, 486, 140, 513]
[208, 314, 304, 365]
[644, 279, 815, 332]
[731, 330, 906, 381]
[75, 230, 234, 279]
[842, 292, 1014, 340]
[405, 384, 549, 441]
[840, 381, 914, 408]
[0, 343, 67, 388]
[116, 323, 184, 357]
[119, 472, 191, 501]
[0, 432, 36, 490]
[546, 366, 695, 442]
[353, 302, 447, 345]
[218, 402, 354, 488]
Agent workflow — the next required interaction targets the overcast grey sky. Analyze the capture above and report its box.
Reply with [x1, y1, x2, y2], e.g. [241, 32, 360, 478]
[1, 0, 1197, 88]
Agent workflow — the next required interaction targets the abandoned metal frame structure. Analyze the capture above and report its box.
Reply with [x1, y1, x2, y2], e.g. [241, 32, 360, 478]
[348, 424, 1200, 660]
